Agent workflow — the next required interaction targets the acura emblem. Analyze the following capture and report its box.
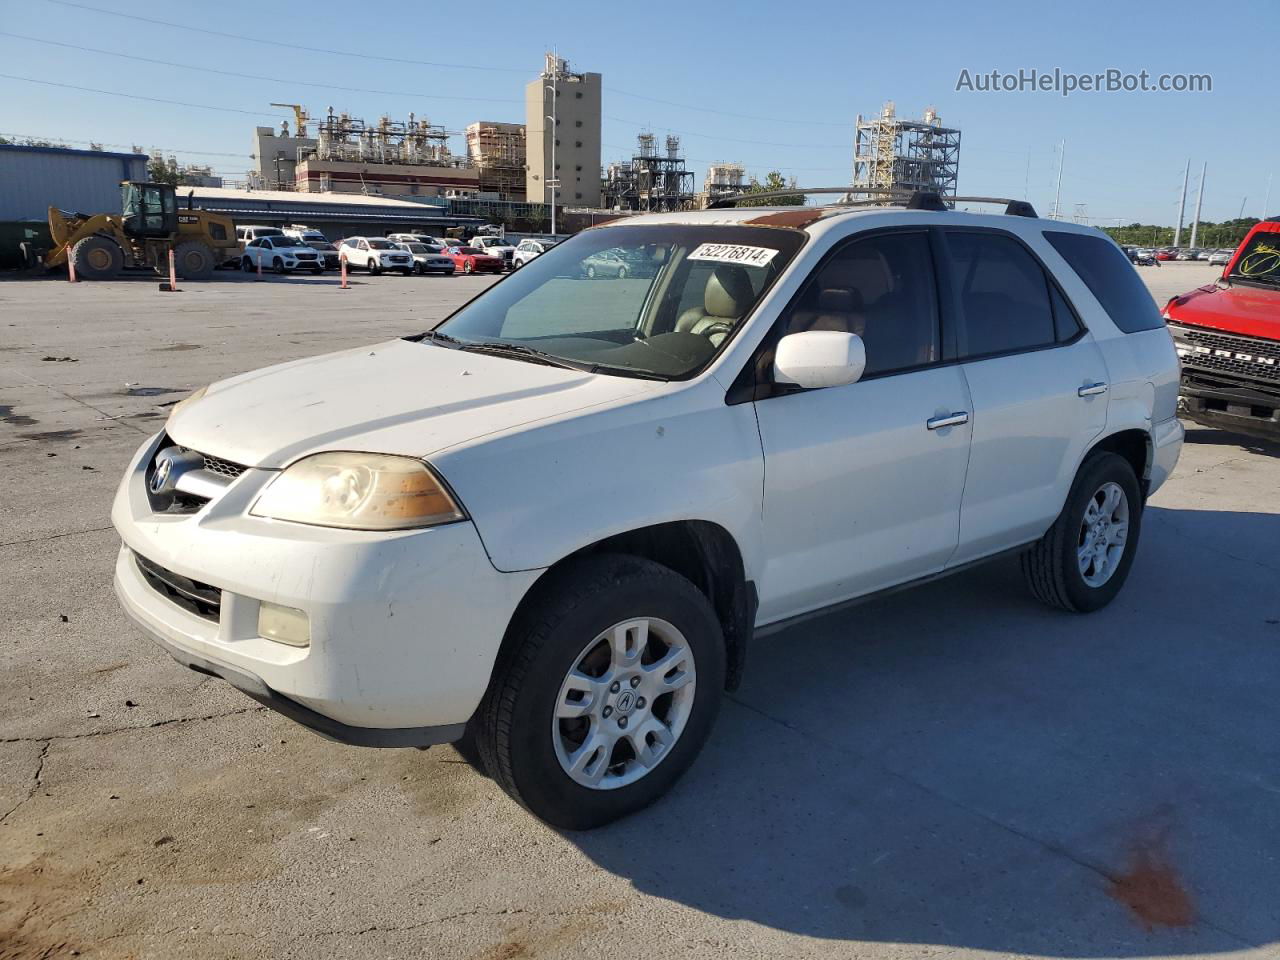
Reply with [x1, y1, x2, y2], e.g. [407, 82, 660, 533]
[149, 456, 173, 494]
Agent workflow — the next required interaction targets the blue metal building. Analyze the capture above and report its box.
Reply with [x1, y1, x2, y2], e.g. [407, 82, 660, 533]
[0, 144, 149, 220]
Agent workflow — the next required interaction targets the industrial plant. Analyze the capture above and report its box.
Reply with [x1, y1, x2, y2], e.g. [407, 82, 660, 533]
[850, 101, 961, 203]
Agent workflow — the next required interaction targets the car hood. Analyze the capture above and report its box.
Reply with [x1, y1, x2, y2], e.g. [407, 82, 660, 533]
[1167, 282, 1280, 340]
[166, 338, 659, 469]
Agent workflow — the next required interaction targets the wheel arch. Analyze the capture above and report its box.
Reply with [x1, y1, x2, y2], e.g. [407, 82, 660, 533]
[501, 520, 755, 692]
[1084, 428, 1152, 497]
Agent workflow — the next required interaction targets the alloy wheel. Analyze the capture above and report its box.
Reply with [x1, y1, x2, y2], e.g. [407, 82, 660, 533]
[1078, 481, 1130, 587]
[552, 617, 696, 790]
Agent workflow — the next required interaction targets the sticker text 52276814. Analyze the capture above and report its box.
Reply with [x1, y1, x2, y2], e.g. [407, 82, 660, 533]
[687, 243, 779, 268]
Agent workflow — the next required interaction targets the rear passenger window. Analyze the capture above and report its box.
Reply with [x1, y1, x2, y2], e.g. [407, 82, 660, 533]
[1044, 231, 1164, 333]
[945, 232, 1056, 358]
[784, 232, 940, 376]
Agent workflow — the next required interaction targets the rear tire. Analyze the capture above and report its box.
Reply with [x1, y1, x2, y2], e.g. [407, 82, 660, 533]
[172, 241, 214, 281]
[463, 260, 473, 274]
[1022, 452, 1143, 613]
[474, 554, 725, 830]
[69, 236, 123, 280]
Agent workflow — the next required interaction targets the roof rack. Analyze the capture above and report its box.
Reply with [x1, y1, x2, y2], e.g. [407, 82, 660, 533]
[707, 186, 1037, 218]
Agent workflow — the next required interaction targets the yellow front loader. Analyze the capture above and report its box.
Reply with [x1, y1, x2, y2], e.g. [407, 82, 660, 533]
[46, 182, 239, 281]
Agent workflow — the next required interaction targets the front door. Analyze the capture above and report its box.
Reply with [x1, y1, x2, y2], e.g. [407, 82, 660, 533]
[754, 230, 974, 624]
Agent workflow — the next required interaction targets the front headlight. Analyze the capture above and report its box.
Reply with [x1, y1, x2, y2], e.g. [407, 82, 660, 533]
[170, 385, 207, 418]
[250, 452, 465, 531]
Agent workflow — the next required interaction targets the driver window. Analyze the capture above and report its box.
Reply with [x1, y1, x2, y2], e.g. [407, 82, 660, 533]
[785, 232, 940, 377]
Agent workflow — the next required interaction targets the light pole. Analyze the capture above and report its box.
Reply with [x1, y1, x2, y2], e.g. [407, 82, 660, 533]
[545, 50, 560, 236]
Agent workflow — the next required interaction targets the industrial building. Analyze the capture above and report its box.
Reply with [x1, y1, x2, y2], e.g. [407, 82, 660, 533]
[701, 162, 746, 206]
[0, 143, 149, 221]
[850, 102, 961, 203]
[526, 54, 602, 209]
[602, 133, 696, 212]
[251, 120, 316, 190]
[465, 122, 527, 202]
[183, 186, 481, 241]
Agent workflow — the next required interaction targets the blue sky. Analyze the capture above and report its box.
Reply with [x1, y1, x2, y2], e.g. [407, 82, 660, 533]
[2, 0, 1276, 225]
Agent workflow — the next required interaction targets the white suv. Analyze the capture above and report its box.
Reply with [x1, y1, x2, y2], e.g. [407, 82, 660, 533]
[338, 237, 414, 275]
[240, 236, 324, 274]
[112, 201, 1182, 829]
[512, 237, 560, 268]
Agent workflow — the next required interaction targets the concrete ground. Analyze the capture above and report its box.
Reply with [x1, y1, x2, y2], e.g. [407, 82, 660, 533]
[2, 262, 1278, 960]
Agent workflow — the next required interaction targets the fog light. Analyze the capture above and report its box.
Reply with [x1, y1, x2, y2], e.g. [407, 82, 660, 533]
[258, 602, 310, 647]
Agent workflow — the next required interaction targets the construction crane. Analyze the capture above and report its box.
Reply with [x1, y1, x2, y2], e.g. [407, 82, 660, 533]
[270, 103, 310, 138]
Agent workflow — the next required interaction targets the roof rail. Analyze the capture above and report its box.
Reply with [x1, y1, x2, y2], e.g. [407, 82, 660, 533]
[706, 186, 1038, 218]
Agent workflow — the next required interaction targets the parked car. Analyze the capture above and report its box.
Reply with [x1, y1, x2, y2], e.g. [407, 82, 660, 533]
[1164, 219, 1280, 440]
[284, 226, 328, 246]
[1124, 246, 1157, 267]
[469, 236, 516, 268]
[1176, 248, 1202, 261]
[581, 248, 634, 278]
[443, 244, 504, 274]
[1155, 249, 1179, 261]
[512, 238, 560, 268]
[306, 241, 340, 270]
[240, 236, 324, 274]
[339, 237, 414, 275]
[388, 233, 444, 246]
[394, 241, 456, 276]
[236, 225, 284, 243]
[111, 204, 1182, 829]
[1206, 249, 1231, 266]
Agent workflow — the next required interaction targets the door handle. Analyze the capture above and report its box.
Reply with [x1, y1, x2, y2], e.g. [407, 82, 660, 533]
[926, 412, 969, 430]
[1078, 382, 1109, 397]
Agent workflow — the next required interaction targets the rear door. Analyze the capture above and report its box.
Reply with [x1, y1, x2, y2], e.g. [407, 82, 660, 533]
[753, 229, 974, 623]
[942, 229, 1109, 565]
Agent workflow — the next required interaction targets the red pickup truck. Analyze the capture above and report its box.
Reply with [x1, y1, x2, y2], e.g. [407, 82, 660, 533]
[1164, 218, 1280, 440]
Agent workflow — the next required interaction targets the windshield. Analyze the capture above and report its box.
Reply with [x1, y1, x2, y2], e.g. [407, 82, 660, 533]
[368, 239, 395, 250]
[1228, 231, 1280, 285]
[456, 246, 480, 254]
[405, 243, 429, 253]
[430, 224, 805, 379]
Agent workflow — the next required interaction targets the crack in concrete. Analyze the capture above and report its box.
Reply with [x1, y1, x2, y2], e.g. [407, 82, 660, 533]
[0, 741, 49, 826]
[1150, 511, 1280, 575]
[1, 705, 268, 746]
[12, 370, 152, 436]
[0, 524, 115, 549]
[91, 906, 582, 944]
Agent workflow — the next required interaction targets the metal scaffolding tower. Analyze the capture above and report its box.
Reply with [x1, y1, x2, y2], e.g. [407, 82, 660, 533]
[851, 102, 961, 203]
[602, 132, 696, 211]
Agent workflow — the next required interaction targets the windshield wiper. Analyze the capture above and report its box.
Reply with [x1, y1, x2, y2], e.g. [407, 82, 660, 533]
[414, 330, 465, 346]
[458, 340, 595, 372]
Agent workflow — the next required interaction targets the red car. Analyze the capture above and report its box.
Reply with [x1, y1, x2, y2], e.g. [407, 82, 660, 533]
[1155, 249, 1179, 261]
[443, 245, 504, 275]
[1164, 218, 1280, 440]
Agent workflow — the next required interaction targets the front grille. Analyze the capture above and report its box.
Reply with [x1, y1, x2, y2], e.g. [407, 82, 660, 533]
[1181, 329, 1280, 386]
[201, 452, 246, 479]
[135, 553, 221, 622]
[296, 252, 318, 260]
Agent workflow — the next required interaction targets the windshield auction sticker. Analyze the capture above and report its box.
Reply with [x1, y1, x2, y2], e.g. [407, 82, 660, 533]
[688, 243, 779, 268]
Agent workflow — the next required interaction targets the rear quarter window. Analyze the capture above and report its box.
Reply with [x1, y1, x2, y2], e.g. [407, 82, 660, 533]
[1044, 231, 1164, 333]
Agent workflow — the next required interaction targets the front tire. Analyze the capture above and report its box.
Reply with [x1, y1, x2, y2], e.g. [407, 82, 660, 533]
[273, 257, 286, 275]
[173, 241, 214, 281]
[1022, 452, 1143, 613]
[463, 260, 473, 275]
[69, 236, 123, 280]
[474, 554, 725, 829]
[369, 260, 381, 276]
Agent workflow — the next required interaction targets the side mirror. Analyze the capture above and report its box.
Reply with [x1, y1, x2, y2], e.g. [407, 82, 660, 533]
[773, 331, 867, 389]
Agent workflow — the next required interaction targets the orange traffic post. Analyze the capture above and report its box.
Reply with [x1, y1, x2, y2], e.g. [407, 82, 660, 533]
[167, 248, 179, 292]
[339, 254, 349, 289]
[256, 254, 263, 281]
[65, 244, 76, 283]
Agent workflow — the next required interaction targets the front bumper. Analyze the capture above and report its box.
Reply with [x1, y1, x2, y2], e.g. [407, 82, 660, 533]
[1179, 371, 1280, 440]
[111, 432, 540, 743]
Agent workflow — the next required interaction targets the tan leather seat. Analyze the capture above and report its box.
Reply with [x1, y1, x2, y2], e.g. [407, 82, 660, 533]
[676, 266, 755, 346]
